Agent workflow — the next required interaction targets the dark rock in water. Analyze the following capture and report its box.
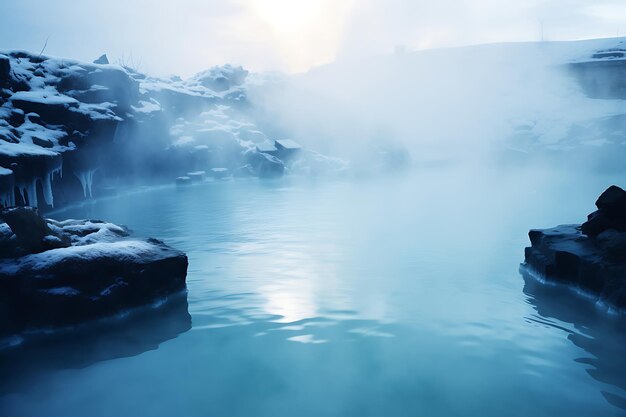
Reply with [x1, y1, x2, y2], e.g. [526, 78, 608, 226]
[581, 210, 626, 237]
[595, 185, 626, 216]
[1, 207, 70, 254]
[581, 185, 626, 237]
[0, 209, 188, 344]
[524, 186, 626, 310]
[93, 54, 109, 65]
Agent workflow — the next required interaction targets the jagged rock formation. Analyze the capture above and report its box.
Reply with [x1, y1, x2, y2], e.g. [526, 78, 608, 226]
[0, 207, 188, 346]
[524, 185, 626, 310]
[0, 50, 343, 211]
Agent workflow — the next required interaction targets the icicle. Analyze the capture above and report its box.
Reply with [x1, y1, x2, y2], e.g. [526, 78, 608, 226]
[54, 158, 63, 179]
[74, 169, 97, 198]
[42, 173, 54, 207]
[0, 170, 15, 208]
[16, 186, 24, 206]
[0, 191, 13, 208]
[21, 180, 37, 207]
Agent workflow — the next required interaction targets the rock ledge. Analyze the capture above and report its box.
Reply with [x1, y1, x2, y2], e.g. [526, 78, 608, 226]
[524, 185, 626, 310]
[0, 207, 188, 345]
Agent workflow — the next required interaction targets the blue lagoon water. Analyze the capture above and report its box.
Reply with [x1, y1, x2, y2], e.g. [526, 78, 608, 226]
[2, 166, 626, 416]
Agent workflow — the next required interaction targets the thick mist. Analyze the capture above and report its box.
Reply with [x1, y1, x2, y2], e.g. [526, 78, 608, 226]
[4, 1, 626, 416]
[249, 39, 626, 171]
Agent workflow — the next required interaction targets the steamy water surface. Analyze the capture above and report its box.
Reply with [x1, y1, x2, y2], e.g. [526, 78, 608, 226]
[2, 166, 626, 416]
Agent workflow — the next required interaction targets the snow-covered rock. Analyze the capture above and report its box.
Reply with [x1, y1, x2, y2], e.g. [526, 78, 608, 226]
[0, 207, 188, 344]
[188, 64, 249, 93]
[0, 50, 297, 210]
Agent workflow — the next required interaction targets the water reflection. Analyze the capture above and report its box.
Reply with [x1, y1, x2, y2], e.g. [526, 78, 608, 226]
[0, 293, 191, 395]
[8, 170, 626, 416]
[521, 270, 626, 411]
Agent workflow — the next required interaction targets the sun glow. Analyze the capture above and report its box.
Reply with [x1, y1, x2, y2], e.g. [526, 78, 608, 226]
[251, 0, 322, 35]
[247, 0, 356, 72]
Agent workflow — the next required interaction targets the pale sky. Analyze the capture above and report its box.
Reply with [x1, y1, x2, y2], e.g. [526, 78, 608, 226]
[1, 0, 626, 76]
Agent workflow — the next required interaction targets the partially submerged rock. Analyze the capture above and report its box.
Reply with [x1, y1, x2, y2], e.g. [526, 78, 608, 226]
[0, 207, 188, 344]
[581, 185, 626, 237]
[524, 185, 626, 310]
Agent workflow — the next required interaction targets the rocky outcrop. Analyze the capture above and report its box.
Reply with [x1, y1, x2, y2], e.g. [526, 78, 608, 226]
[524, 185, 626, 310]
[0, 207, 188, 345]
[0, 50, 303, 211]
[581, 185, 626, 237]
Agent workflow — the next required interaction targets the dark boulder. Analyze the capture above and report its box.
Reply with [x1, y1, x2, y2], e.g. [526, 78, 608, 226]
[582, 185, 626, 237]
[0, 214, 188, 343]
[595, 185, 626, 216]
[0, 207, 70, 253]
[0, 239, 188, 341]
[581, 210, 626, 237]
[524, 186, 626, 310]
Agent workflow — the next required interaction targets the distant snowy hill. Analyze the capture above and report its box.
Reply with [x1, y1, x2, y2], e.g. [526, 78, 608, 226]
[251, 37, 626, 169]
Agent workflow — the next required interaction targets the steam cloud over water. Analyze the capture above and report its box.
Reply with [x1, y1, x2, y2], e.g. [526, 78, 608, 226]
[3, 1, 626, 417]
